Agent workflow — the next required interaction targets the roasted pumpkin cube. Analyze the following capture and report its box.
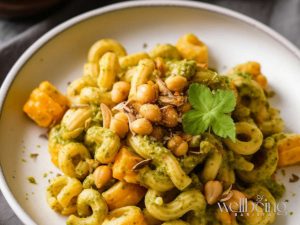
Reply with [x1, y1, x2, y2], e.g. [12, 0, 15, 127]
[102, 181, 146, 210]
[38, 81, 69, 111]
[230, 61, 268, 88]
[23, 81, 69, 127]
[112, 147, 143, 184]
[278, 135, 300, 167]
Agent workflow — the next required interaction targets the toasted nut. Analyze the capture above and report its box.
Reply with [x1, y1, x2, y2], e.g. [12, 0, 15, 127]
[155, 76, 173, 96]
[93, 165, 112, 189]
[225, 190, 246, 211]
[204, 180, 223, 205]
[132, 159, 152, 171]
[158, 95, 186, 107]
[101, 103, 112, 129]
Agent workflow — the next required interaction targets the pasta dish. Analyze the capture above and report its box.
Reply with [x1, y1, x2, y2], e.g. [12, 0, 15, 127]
[23, 33, 300, 225]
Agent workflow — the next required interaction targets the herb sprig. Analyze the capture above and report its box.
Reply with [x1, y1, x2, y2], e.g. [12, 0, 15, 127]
[182, 83, 236, 140]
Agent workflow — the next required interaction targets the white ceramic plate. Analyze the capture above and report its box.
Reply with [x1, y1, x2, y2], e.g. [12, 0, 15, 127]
[1, 1, 300, 224]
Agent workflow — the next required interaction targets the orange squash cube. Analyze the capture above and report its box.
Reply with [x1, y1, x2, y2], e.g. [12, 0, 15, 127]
[112, 147, 144, 184]
[102, 181, 146, 210]
[23, 81, 69, 127]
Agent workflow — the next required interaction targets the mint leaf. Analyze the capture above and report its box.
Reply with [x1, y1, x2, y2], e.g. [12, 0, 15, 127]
[182, 83, 236, 140]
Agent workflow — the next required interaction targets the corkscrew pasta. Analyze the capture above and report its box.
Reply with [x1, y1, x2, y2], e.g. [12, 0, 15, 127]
[58, 142, 91, 179]
[224, 122, 263, 155]
[46, 176, 82, 215]
[67, 189, 108, 225]
[84, 126, 120, 164]
[22, 34, 300, 225]
[145, 188, 206, 224]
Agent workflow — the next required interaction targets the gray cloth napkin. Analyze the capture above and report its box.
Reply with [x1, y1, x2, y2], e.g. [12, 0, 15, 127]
[0, 0, 299, 224]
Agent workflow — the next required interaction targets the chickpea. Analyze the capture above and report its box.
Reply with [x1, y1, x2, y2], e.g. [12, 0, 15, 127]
[204, 181, 223, 205]
[93, 165, 112, 189]
[110, 113, 129, 138]
[139, 104, 162, 122]
[225, 190, 246, 211]
[167, 135, 182, 149]
[136, 84, 157, 104]
[174, 142, 188, 156]
[114, 112, 128, 123]
[167, 135, 188, 156]
[165, 75, 187, 92]
[131, 118, 153, 135]
[111, 81, 130, 103]
[150, 126, 165, 141]
[161, 106, 179, 127]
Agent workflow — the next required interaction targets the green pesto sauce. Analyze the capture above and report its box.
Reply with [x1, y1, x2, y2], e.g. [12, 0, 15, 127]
[259, 178, 285, 200]
[237, 72, 252, 80]
[205, 206, 221, 225]
[166, 59, 197, 78]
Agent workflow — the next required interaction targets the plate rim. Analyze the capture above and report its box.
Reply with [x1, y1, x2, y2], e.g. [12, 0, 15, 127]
[0, 1, 299, 224]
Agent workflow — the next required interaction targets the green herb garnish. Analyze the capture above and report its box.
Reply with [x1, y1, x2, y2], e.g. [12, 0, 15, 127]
[30, 153, 39, 159]
[182, 83, 236, 140]
[27, 176, 37, 185]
